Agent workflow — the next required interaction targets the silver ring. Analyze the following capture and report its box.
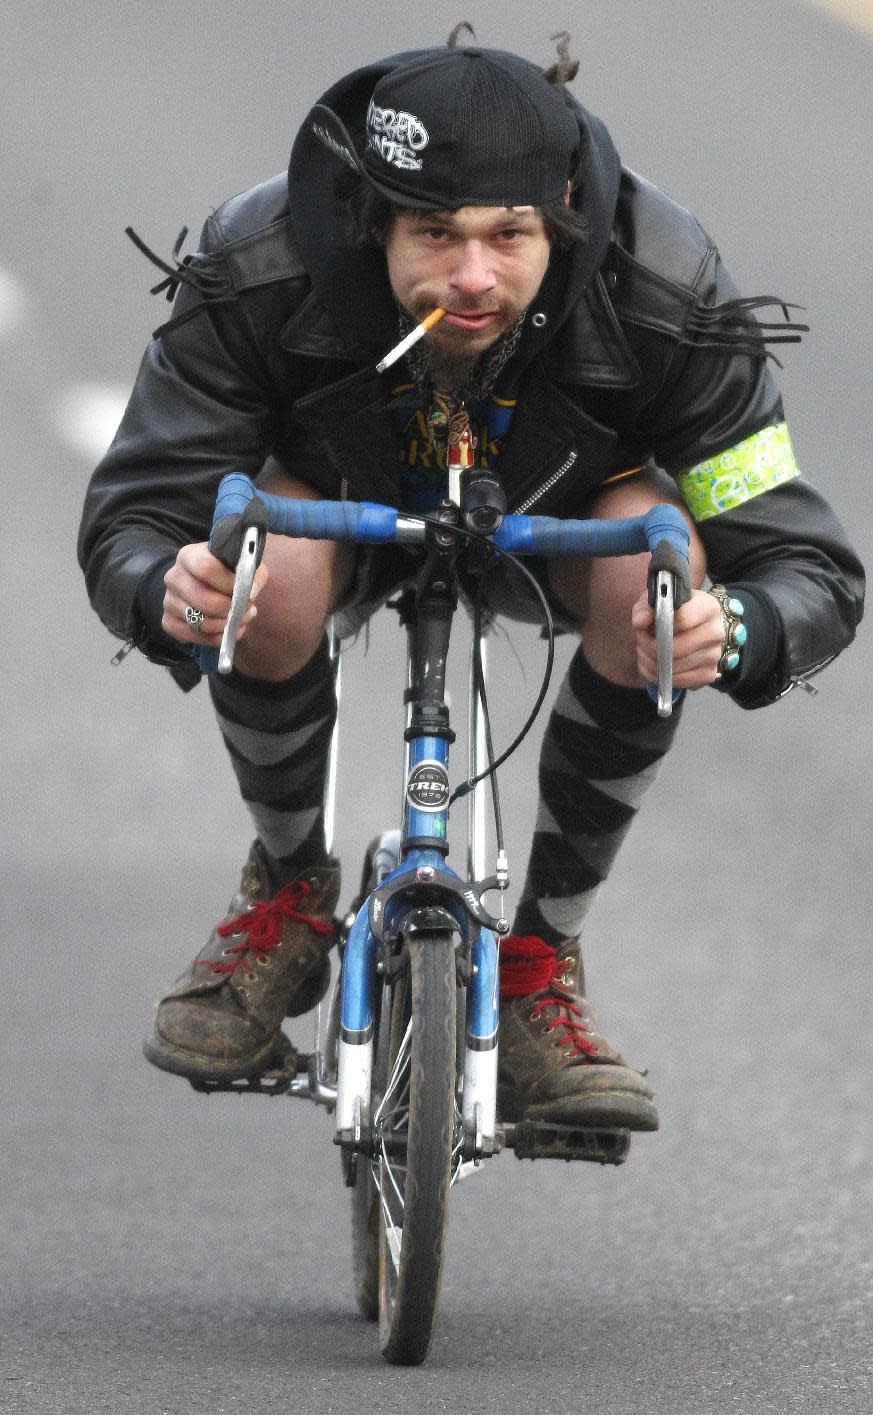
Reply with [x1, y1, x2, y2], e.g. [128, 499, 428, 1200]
[184, 605, 205, 630]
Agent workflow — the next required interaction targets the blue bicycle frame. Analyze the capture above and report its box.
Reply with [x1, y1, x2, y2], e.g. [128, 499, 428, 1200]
[199, 470, 691, 1163]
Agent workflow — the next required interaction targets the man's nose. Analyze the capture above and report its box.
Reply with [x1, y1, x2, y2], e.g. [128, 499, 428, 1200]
[450, 241, 496, 297]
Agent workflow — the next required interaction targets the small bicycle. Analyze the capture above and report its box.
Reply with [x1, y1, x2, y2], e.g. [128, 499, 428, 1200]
[190, 466, 691, 1365]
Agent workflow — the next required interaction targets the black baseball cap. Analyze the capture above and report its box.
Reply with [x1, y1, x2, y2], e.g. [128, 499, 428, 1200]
[309, 45, 580, 210]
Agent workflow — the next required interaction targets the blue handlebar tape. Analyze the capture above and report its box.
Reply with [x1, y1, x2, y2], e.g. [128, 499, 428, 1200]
[212, 475, 689, 560]
[198, 481, 690, 674]
[494, 504, 690, 560]
[261, 497, 399, 543]
[211, 472, 260, 522]
[211, 473, 399, 544]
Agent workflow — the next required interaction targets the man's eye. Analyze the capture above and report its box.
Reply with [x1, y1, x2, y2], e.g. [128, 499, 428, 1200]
[423, 227, 449, 241]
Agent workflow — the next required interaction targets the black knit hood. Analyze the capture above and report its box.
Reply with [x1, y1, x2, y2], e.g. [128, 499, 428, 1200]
[287, 46, 621, 366]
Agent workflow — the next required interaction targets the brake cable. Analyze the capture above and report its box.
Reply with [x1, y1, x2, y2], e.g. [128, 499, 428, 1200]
[448, 542, 555, 904]
[445, 537, 556, 827]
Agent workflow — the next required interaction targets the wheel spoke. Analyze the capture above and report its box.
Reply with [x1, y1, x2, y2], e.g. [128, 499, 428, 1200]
[379, 1145, 406, 1212]
[374, 1005, 412, 1265]
[374, 1155, 404, 1276]
[376, 1179, 403, 1271]
[374, 1018, 412, 1125]
[379, 1101, 410, 1125]
[384, 1219, 402, 1270]
[449, 1101, 465, 1185]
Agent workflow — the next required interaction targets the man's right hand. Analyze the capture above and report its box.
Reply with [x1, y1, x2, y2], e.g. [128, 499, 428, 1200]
[162, 542, 268, 647]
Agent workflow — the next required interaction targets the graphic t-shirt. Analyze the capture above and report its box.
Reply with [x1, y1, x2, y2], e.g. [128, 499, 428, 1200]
[389, 382, 517, 513]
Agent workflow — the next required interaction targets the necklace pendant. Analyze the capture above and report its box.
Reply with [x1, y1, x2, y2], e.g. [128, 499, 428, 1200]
[427, 388, 452, 433]
[447, 405, 477, 470]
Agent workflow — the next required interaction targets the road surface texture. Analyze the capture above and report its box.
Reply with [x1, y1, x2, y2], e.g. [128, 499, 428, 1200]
[3, 2, 871, 1411]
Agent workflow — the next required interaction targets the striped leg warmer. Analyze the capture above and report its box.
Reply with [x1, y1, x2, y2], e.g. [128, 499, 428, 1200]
[513, 645, 682, 947]
[208, 639, 337, 890]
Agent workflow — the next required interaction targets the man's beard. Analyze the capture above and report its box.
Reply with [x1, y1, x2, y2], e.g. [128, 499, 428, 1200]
[420, 339, 479, 395]
[400, 307, 527, 401]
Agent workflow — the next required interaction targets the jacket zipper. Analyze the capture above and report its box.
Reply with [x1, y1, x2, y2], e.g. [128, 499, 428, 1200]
[111, 639, 137, 666]
[777, 651, 839, 700]
[513, 450, 578, 514]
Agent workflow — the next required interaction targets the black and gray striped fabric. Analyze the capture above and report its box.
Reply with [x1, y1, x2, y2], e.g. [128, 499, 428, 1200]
[513, 645, 683, 947]
[208, 640, 337, 889]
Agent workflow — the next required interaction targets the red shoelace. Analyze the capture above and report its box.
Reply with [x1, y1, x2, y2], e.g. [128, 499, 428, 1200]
[499, 933, 598, 1058]
[199, 880, 334, 978]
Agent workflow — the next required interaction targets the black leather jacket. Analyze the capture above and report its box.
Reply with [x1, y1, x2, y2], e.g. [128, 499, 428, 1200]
[78, 55, 863, 707]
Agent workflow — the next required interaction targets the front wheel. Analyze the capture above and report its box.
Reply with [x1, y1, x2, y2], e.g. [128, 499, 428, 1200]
[377, 932, 458, 1365]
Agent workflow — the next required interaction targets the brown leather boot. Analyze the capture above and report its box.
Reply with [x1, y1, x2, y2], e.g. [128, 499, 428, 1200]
[144, 843, 340, 1082]
[497, 935, 658, 1131]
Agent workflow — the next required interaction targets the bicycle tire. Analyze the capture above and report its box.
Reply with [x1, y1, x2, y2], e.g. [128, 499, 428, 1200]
[377, 932, 458, 1365]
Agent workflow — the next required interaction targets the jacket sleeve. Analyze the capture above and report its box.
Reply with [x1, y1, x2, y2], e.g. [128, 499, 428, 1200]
[638, 248, 864, 708]
[77, 216, 286, 667]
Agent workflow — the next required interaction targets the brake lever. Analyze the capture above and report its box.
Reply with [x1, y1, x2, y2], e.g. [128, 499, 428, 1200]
[218, 525, 261, 674]
[653, 570, 675, 718]
[646, 537, 691, 719]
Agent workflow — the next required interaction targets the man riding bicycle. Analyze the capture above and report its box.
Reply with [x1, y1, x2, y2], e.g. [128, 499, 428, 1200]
[78, 29, 863, 1136]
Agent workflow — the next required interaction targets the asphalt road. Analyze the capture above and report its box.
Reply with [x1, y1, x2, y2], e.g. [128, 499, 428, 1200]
[3, 2, 872, 1412]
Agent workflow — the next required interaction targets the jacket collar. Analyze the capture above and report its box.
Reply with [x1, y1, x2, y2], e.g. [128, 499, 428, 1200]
[545, 270, 642, 389]
[279, 259, 641, 388]
[288, 351, 621, 510]
[278, 287, 355, 362]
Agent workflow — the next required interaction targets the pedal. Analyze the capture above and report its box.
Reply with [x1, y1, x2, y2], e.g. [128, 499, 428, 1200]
[503, 1120, 632, 1165]
[187, 1033, 303, 1096]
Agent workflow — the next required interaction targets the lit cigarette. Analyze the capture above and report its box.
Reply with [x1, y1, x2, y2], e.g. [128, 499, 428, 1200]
[376, 307, 445, 373]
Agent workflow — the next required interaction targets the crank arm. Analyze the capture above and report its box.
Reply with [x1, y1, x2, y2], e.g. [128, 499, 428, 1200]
[218, 524, 261, 674]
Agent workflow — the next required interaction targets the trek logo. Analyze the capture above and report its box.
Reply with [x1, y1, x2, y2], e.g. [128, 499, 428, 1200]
[406, 761, 450, 812]
[367, 100, 429, 171]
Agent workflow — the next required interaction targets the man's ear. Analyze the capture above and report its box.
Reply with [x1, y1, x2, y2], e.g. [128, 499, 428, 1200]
[564, 180, 572, 206]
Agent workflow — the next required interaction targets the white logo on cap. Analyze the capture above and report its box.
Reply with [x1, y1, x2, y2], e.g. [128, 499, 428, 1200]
[367, 99, 429, 171]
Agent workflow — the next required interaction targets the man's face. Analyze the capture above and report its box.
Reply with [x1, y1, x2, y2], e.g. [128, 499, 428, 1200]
[384, 205, 551, 373]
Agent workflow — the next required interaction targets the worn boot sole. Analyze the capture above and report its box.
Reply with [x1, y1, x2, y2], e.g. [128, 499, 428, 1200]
[142, 1026, 283, 1084]
[523, 1090, 659, 1132]
[498, 1073, 660, 1132]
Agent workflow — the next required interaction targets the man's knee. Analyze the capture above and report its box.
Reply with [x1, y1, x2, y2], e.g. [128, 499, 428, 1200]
[233, 460, 355, 681]
[589, 466, 706, 585]
[547, 466, 706, 623]
[545, 466, 706, 686]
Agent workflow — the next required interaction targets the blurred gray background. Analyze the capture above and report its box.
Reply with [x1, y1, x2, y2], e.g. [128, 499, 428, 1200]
[3, 2, 872, 1411]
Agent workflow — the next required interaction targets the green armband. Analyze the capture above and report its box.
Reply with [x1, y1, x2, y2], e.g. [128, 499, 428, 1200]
[677, 421, 800, 522]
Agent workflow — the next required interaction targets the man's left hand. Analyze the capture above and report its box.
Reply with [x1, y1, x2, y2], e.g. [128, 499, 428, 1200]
[631, 587, 724, 690]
